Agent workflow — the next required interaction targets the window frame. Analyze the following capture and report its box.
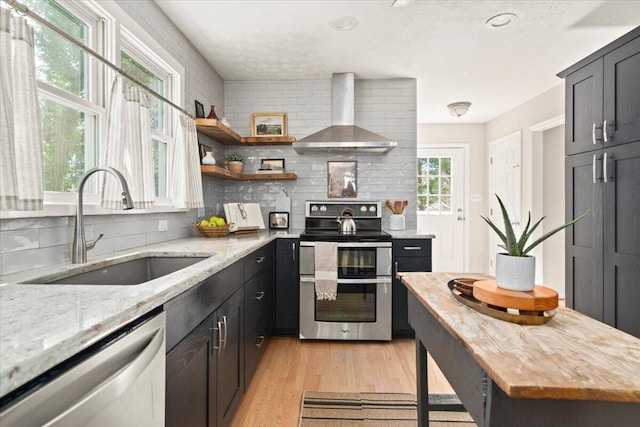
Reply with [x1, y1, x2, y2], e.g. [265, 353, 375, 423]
[2, 0, 188, 218]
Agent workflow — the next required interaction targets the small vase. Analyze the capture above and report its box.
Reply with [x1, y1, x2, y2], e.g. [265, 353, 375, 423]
[207, 105, 219, 120]
[226, 161, 243, 174]
[495, 253, 536, 291]
[202, 151, 216, 165]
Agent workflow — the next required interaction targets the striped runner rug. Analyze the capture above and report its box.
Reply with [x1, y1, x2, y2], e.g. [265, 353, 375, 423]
[299, 391, 476, 426]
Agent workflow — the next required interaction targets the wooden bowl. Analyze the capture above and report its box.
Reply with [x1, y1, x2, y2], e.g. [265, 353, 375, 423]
[195, 223, 232, 238]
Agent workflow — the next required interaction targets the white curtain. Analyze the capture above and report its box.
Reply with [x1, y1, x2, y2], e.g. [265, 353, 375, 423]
[0, 9, 43, 211]
[101, 76, 155, 209]
[170, 114, 204, 209]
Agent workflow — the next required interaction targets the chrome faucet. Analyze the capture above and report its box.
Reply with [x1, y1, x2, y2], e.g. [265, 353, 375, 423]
[72, 167, 134, 263]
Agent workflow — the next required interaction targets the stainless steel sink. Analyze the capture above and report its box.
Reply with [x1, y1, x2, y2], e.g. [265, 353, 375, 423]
[22, 256, 209, 285]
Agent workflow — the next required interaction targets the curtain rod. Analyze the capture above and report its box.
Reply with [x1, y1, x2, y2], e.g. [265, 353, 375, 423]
[3, 0, 194, 119]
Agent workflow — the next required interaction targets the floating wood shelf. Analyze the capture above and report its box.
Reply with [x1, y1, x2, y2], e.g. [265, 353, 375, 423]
[195, 118, 296, 146]
[200, 165, 297, 181]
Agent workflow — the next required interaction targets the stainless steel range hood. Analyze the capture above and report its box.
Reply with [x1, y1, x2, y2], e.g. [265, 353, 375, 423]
[293, 73, 397, 154]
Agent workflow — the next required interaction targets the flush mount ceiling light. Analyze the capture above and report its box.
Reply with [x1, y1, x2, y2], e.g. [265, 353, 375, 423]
[391, 0, 415, 7]
[486, 12, 518, 28]
[330, 16, 359, 31]
[447, 102, 472, 117]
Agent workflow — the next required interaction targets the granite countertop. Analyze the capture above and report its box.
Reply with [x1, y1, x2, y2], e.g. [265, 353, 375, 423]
[0, 230, 299, 399]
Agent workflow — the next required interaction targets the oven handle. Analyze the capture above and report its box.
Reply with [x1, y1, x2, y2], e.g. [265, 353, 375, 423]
[300, 241, 391, 248]
[300, 276, 391, 285]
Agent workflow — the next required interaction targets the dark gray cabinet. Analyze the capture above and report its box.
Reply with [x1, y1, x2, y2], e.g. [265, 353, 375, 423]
[274, 238, 299, 336]
[165, 261, 244, 427]
[244, 243, 274, 390]
[561, 26, 640, 338]
[392, 239, 432, 338]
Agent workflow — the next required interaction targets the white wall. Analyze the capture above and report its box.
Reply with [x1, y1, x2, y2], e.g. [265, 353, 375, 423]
[485, 83, 566, 290]
[542, 125, 566, 295]
[417, 124, 487, 273]
[486, 84, 564, 220]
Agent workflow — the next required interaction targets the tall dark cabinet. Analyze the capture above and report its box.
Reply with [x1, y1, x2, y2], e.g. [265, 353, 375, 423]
[274, 238, 299, 336]
[559, 26, 640, 338]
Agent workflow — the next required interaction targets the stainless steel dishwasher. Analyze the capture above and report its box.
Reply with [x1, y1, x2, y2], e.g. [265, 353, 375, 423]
[0, 311, 166, 426]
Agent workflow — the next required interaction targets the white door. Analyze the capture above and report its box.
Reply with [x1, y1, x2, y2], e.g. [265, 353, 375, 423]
[488, 132, 522, 274]
[416, 147, 466, 272]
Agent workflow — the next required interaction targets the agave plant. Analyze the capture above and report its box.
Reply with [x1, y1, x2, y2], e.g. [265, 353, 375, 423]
[481, 194, 588, 257]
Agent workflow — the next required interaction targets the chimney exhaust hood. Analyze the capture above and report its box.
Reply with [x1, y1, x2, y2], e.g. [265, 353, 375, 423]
[292, 73, 397, 154]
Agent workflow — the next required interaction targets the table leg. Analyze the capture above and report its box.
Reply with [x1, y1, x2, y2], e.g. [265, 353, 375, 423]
[416, 337, 429, 427]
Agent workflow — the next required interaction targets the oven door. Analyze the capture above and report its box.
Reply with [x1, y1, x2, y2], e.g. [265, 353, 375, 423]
[299, 277, 391, 341]
[299, 242, 392, 277]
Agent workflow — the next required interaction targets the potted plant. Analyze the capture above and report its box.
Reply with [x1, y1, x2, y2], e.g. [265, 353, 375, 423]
[224, 153, 244, 174]
[481, 194, 588, 291]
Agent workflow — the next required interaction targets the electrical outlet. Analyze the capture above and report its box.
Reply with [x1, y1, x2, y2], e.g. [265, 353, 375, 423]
[197, 207, 204, 217]
[471, 194, 482, 202]
[158, 220, 168, 231]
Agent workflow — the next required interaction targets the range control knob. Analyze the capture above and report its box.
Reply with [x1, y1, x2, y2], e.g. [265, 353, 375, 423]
[311, 205, 318, 212]
[320, 205, 327, 212]
[360, 206, 367, 212]
[369, 206, 376, 212]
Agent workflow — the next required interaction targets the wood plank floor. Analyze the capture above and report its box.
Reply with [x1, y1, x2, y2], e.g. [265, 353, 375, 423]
[231, 337, 454, 427]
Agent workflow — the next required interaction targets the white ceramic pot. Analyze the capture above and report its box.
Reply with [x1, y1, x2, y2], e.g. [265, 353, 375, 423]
[389, 214, 405, 231]
[495, 253, 536, 291]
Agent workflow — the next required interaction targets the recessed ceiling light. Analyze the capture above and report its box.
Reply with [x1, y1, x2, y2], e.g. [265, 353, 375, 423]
[486, 13, 518, 29]
[391, 0, 415, 7]
[330, 16, 359, 32]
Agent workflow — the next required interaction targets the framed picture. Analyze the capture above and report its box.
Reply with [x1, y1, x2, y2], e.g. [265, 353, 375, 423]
[260, 158, 285, 170]
[194, 100, 205, 118]
[251, 112, 287, 137]
[327, 161, 357, 198]
[268, 212, 289, 229]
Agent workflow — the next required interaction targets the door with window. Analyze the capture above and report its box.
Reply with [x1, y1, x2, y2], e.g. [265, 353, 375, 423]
[417, 147, 466, 272]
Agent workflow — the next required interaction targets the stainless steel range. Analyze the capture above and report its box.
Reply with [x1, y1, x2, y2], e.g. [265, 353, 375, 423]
[299, 201, 392, 341]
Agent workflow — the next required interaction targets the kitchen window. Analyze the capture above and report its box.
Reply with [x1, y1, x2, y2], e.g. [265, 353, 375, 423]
[8, 0, 183, 214]
[417, 157, 452, 214]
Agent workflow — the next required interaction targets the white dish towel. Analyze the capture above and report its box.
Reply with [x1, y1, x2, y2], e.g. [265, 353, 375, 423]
[314, 242, 338, 301]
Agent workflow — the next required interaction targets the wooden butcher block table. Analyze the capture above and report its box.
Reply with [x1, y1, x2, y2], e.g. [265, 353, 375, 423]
[399, 272, 640, 427]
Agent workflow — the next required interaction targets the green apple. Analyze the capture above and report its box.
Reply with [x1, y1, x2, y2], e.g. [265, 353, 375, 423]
[199, 219, 210, 227]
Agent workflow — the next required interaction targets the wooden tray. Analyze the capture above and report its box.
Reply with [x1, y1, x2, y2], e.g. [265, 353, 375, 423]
[473, 280, 558, 311]
[447, 279, 556, 325]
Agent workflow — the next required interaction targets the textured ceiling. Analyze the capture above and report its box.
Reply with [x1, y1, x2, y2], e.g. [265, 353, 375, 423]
[153, 0, 640, 124]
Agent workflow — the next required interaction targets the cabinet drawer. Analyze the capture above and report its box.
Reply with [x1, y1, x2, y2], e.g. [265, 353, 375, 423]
[392, 239, 432, 258]
[245, 321, 269, 389]
[244, 243, 273, 282]
[245, 274, 270, 332]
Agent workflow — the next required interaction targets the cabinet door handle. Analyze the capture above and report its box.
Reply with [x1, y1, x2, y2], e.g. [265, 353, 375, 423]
[256, 335, 265, 348]
[255, 256, 265, 264]
[592, 123, 603, 145]
[593, 154, 603, 183]
[292, 242, 296, 261]
[255, 291, 265, 301]
[603, 120, 614, 143]
[222, 315, 228, 350]
[213, 322, 223, 356]
[403, 246, 422, 251]
[603, 152, 615, 183]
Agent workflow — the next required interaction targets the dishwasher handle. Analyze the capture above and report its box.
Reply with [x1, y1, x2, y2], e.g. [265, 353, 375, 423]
[1, 313, 166, 427]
